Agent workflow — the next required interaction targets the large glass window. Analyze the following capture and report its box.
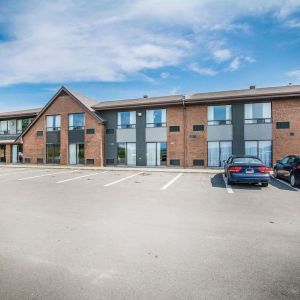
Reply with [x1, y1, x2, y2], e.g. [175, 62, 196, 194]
[208, 105, 232, 125]
[69, 144, 84, 164]
[208, 141, 232, 167]
[117, 111, 136, 129]
[0, 121, 8, 134]
[244, 103, 271, 124]
[146, 109, 166, 128]
[146, 142, 167, 166]
[46, 144, 60, 164]
[46, 115, 61, 131]
[117, 143, 136, 166]
[69, 113, 85, 130]
[245, 141, 272, 166]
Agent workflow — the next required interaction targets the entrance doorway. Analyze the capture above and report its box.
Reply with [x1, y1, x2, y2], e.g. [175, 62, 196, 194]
[11, 144, 23, 163]
[0, 145, 6, 163]
[69, 144, 84, 165]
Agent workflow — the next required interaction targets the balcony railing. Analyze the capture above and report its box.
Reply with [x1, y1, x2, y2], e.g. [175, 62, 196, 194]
[117, 124, 136, 129]
[46, 127, 61, 132]
[69, 126, 84, 130]
[146, 122, 167, 128]
[207, 120, 232, 126]
[244, 118, 272, 124]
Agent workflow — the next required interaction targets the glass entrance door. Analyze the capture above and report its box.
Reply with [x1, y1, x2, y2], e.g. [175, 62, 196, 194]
[146, 142, 167, 166]
[69, 144, 84, 165]
[11, 145, 19, 163]
[46, 144, 60, 164]
[0, 145, 6, 163]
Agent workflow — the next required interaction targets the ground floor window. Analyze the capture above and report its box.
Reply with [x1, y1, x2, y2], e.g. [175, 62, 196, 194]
[117, 143, 136, 166]
[46, 144, 60, 164]
[208, 141, 232, 167]
[11, 144, 23, 163]
[0, 145, 6, 163]
[146, 142, 167, 166]
[245, 140, 272, 167]
[69, 143, 84, 165]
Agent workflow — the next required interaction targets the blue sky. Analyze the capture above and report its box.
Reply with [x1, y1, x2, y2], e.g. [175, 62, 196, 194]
[0, 0, 300, 111]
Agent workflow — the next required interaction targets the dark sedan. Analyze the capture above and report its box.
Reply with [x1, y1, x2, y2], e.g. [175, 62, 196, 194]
[224, 155, 270, 187]
[273, 155, 300, 187]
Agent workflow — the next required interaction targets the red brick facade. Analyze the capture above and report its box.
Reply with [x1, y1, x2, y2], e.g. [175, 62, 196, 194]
[22, 93, 105, 166]
[272, 98, 300, 164]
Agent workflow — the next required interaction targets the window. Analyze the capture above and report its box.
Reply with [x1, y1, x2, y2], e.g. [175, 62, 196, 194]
[0, 120, 8, 134]
[24, 158, 31, 163]
[193, 124, 204, 131]
[244, 103, 271, 124]
[117, 111, 136, 129]
[69, 113, 85, 130]
[21, 118, 34, 132]
[170, 159, 180, 166]
[169, 126, 180, 132]
[46, 144, 60, 164]
[37, 131, 43, 137]
[193, 159, 204, 166]
[106, 128, 114, 134]
[276, 121, 290, 129]
[208, 105, 232, 125]
[37, 158, 44, 164]
[245, 141, 272, 167]
[46, 115, 61, 131]
[146, 109, 166, 127]
[7, 120, 16, 134]
[117, 143, 136, 166]
[17, 120, 22, 134]
[69, 144, 84, 164]
[86, 159, 94, 165]
[208, 141, 232, 167]
[146, 142, 167, 166]
[86, 128, 95, 134]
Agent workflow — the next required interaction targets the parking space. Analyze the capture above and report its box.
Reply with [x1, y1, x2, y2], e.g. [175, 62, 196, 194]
[0, 166, 300, 299]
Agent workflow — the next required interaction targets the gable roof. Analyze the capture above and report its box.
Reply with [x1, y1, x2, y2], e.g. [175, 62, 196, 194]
[19, 86, 104, 140]
[0, 107, 41, 120]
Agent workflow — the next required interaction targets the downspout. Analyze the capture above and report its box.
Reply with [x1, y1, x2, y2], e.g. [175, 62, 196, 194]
[182, 95, 187, 168]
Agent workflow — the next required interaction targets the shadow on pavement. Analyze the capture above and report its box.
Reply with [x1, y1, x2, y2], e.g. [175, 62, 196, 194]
[270, 177, 298, 192]
[210, 173, 226, 188]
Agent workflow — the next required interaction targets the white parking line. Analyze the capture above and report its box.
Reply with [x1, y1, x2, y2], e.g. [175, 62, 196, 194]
[272, 176, 300, 192]
[161, 173, 183, 190]
[57, 171, 107, 183]
[222, 174, 234, 194]
[104, 172, 143, 187]
[18, 170, 79, 181]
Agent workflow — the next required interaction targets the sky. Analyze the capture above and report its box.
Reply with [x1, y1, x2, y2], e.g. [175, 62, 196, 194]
[0, 0, 300, 111]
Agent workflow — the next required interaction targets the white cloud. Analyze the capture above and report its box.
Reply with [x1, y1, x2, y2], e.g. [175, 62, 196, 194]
[160, 72, 170, 79]
[213, 49, 232, 62]
[189, 63, 218, 76]
[286, 69, 300, 79]
[0, 0, 299, 85]
[285, 18, 300, 28]
[228, 56, 255, 71]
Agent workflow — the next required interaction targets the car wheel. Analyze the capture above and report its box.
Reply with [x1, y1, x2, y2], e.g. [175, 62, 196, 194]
[290, 173, 296, 187]
[262, 182, 269, 187]
[274, 168, 278, 178]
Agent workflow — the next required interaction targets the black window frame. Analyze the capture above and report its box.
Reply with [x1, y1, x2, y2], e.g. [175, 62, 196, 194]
[193, 124, 204, 131]
[169, 125, 180, 132]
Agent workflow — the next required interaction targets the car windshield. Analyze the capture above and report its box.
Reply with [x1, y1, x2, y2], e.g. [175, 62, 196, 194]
[232, 157, 262, 164]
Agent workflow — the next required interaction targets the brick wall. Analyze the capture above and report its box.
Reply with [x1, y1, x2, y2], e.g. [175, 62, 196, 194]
[167, 106, 185, 167]
[186, 105, 207, 167]
[5, 144, 11, 164]
[272, 98, 300, 164]
[22, 94, 104, 166]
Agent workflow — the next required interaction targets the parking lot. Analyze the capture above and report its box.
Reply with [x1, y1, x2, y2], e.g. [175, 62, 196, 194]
[0, 166, 299, 299]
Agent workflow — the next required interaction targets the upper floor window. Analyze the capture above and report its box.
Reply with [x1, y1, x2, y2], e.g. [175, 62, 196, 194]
[0, 119, 18, 135]
[118, 111, 136, 129]
[46, 115, 61, 131]
[17, 118, 34, 134]
[69, 113, 85, 130]
[146, 109, 166, 128]
[207, 105, 232, 125]
[244, 103, 271, 124]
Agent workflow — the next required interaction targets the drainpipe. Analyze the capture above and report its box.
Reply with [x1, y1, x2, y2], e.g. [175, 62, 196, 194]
[182, 95, 187, 168]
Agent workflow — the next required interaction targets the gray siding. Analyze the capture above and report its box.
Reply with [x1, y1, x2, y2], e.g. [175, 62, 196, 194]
[136, 109, 146, 166]
[116, 128, 136, 142]
[244, 124, 272, 140]
[97, 111, 118, 165]
[46, 131, 60, 144]
[207, 125, 233, 141]
[146, 127, 167, 142]
[68, 130, 84, 144]
[232, 104, 245, 155]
